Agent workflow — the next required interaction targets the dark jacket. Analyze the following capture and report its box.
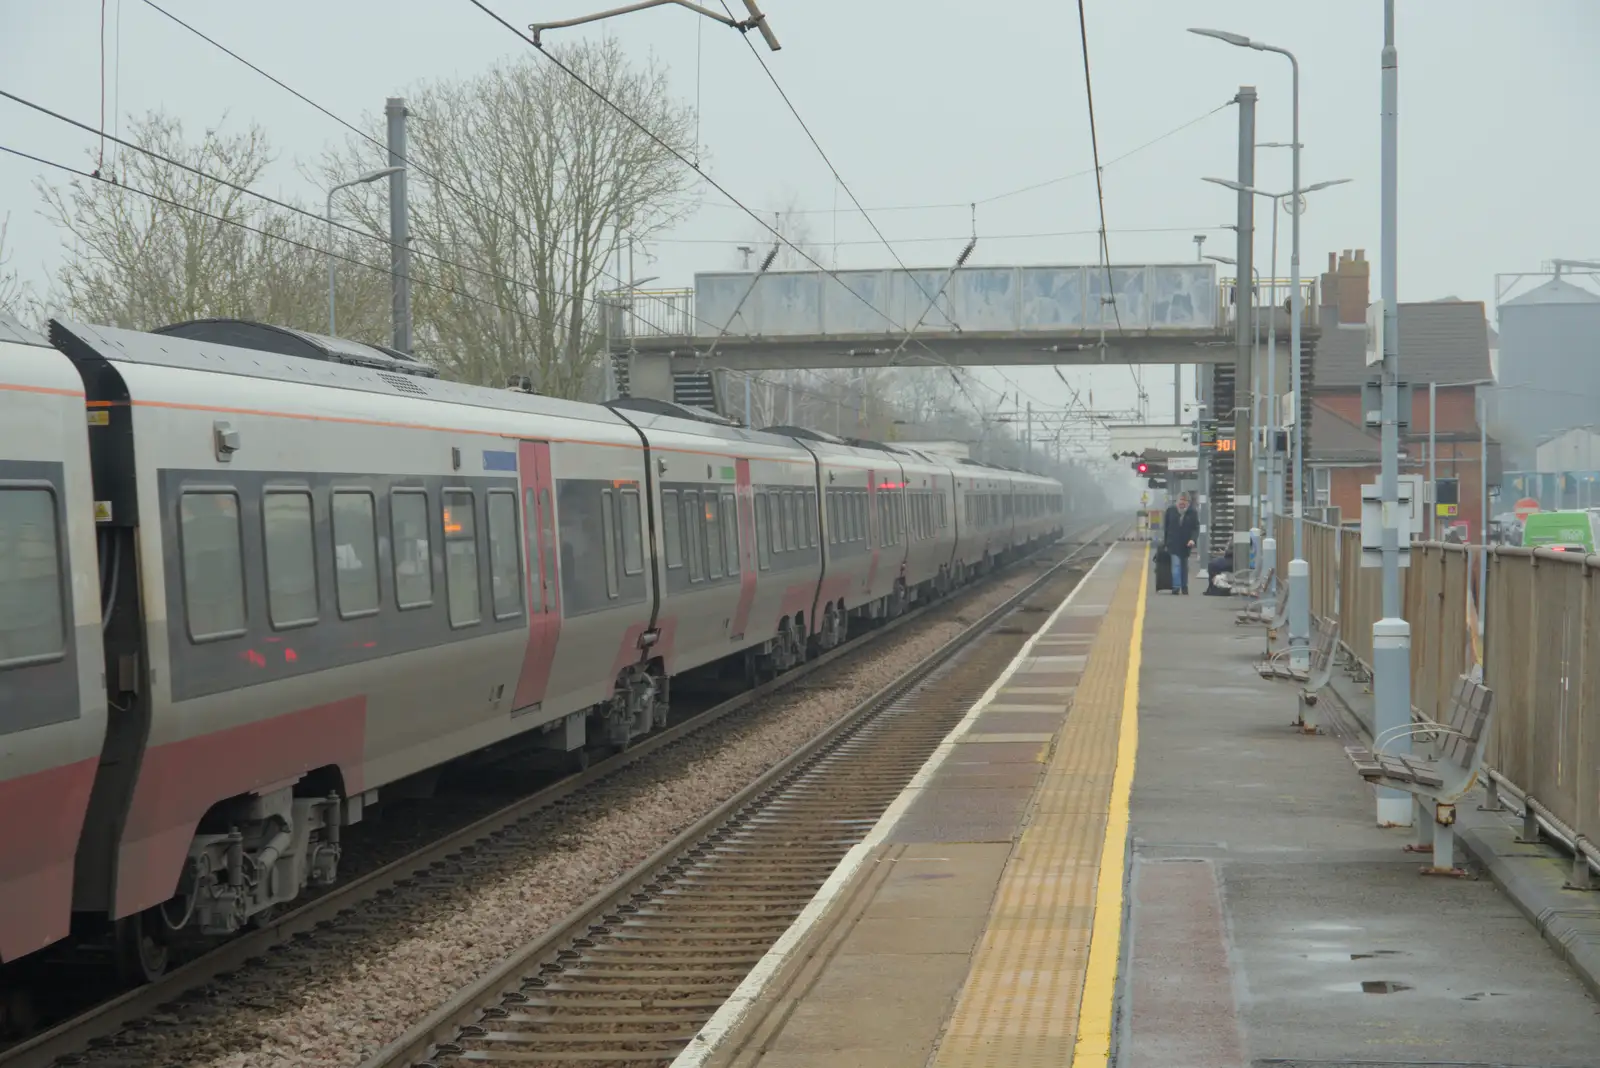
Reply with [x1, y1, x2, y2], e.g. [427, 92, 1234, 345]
[1163, 504, 1199, 554]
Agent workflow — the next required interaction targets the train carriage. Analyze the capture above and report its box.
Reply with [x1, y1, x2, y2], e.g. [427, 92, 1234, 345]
[786, 433, 901, 629]
[49, 319, 657, 972]
[0, 318, 105, 965]
[0, 314, 1071, 988]
[605, 403, 823, 682]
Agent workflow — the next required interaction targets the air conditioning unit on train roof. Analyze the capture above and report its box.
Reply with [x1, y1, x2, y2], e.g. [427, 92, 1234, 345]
[152, 318, 439, 378]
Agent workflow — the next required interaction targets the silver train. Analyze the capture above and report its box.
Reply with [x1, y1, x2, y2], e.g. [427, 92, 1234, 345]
[0, 315, 1065, 982]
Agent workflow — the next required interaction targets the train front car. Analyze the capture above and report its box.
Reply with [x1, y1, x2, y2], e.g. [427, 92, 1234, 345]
[0, 318, 106, 970]
[46, 319, 650, 979]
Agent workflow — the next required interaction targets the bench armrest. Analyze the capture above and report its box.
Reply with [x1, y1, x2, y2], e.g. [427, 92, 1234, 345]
[1373, 723, 1471, 757]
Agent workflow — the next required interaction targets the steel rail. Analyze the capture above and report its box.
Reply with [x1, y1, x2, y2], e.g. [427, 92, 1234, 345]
[360, 526, 1114, 1068]
[1, 522, 1108, 1068]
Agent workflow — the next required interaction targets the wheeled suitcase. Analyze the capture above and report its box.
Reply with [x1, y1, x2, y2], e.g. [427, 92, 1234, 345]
[1153, 547, 1172, 592]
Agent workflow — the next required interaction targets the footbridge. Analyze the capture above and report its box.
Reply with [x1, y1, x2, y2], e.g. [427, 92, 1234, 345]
[606, 262, 1319, 404]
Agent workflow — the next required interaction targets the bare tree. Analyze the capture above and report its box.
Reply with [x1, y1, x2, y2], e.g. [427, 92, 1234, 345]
[323, 39, 698, 396]
[0, 214, 37, 324]
[42, 113, 269, 328]
[31, 109, 402, 340]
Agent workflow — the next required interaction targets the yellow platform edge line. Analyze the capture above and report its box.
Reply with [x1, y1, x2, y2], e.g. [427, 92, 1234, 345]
[1070, 543, 1148, 1068]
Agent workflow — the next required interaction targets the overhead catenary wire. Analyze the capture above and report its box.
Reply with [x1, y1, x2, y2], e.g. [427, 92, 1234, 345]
[0, 86, 722, 360]
[460, 0, 969, 378]
[131, 0, 740, 345]
[672, 99, 1233, 218]
[1072, 0, 1142, 416]
[0, 142, 541, 326]
[712, 0, 944, 319]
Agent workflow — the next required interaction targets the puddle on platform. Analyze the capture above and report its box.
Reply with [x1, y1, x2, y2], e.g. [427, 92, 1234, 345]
[1326, 980, 1413, 994]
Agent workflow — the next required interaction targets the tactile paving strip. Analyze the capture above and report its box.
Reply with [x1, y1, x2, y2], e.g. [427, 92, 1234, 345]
[931, 551, 1145, 1068]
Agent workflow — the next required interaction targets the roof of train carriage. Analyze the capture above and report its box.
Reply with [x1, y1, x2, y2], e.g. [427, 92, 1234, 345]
[49, 318, 636, 430]
[0, 312, 47, 346]
[155, 318, 440, 378]
[761, 426, 945, 465]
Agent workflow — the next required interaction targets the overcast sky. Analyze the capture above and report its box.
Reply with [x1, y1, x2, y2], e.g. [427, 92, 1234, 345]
[2, 0, 1594, 437]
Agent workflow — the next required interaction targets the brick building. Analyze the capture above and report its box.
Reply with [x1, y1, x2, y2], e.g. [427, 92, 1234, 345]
[1306, 250, 1498, 538]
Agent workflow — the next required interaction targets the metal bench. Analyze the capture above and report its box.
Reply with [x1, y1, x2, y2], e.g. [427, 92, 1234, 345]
[1344, 674, 1495, 876]
[1234, 579, 1280, 625]
[1258, 612, 1337, 686]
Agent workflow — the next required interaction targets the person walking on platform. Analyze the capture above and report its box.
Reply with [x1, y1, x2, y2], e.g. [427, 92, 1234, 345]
[1163, 492, 1199, 595]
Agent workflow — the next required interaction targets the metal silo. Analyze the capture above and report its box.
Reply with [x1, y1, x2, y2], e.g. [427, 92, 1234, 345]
[1491, 269, 1600, 473]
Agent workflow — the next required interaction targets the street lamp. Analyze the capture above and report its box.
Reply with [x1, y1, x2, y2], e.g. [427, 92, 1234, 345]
[531, 0, 780, 49]
[1202, 173, 1351, 584]
[326, 166, 405, 336]
[1190, 24, 1319, 666]
[1206, 253, 1261, 534]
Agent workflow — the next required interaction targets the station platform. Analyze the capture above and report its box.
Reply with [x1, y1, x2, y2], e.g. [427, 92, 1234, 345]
[677, 542, 1600, 1068]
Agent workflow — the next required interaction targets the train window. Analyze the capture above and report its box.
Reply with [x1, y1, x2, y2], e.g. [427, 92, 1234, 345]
[523, 489, 545, 614]
[683, 490, 705, 582]
[181, 490, 247, 642]
[721, 491, 740, 576]
[487, 490, 523, 620]
[263, 490, 318, 630]
[662, 490, 683, 569]
[443, 490, 481, 627]
[755, 493, 771, 570]
[392, 490, 433, 610]
[620, 488, 644, 577]
[704, 493, 724, 580]
[854, 492, 866, 542]
[600, 490, 620, 599]
[333, 491, 380, 619]
[825, 491, 836, 545]
[781, 492, 796, 552]
[0, 486, 65, 667]
[801, 492, 815, 549]
[939, 493, 947, 529]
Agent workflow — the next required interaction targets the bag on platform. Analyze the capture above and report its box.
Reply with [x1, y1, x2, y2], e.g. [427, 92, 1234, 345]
[1153, 548, 1172, 592]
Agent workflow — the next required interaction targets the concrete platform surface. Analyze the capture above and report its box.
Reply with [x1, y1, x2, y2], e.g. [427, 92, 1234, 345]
[1127, 573, 1600, 1067]
[679, 547, 1600, 1068]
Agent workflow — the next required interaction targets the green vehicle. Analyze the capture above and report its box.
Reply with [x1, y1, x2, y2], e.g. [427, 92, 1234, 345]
[1520, 510, 1600, 554]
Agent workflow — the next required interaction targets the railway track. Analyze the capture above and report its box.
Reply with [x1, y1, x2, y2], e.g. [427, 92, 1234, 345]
[361, 528, 1113, 1068]
[2, 524, 1112, 1068]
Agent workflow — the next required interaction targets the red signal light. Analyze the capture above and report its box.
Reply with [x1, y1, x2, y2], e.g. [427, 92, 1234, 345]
[1136, 461, 1149, 475]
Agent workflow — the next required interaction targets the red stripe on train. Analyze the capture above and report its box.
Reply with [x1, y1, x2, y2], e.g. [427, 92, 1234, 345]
[0, 757, 98, 961]
[729, 459, 758, 640]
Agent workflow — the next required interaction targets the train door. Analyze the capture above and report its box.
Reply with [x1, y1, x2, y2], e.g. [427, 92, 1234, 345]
[511, 440, 561, 713]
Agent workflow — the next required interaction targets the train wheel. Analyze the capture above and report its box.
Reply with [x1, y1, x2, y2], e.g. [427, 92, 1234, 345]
[0, 986, 38, 1039]
[114, 908, 171, 985]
